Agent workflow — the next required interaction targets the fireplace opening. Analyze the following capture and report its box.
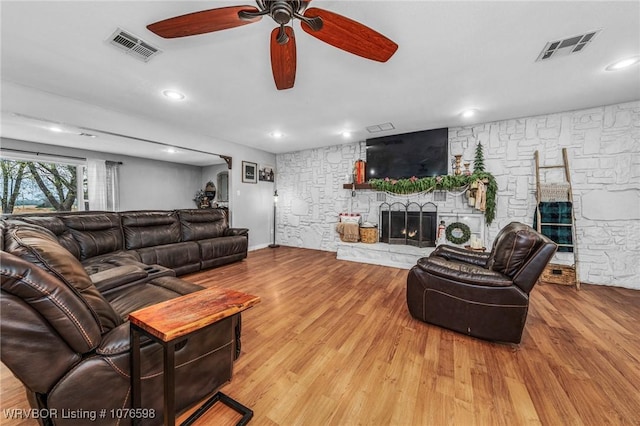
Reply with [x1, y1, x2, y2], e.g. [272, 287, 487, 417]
[379, 202, 437, 247]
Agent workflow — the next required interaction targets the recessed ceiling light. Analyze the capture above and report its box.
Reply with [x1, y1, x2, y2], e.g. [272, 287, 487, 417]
[341, 131, 352, 138]
[462, 109, 477, 118]
[270, 131, 283, 139]
[49, 126, 63, 132]
[162, 90, 185, 100]
[165, 147, 178, 154]
[605, 56, 640, 71]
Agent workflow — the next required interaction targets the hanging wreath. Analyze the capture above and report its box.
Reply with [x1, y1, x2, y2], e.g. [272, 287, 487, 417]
[445, 222, 471, 245]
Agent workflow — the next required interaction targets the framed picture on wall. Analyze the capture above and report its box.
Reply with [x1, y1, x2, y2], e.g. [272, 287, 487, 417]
[259, 164, 275, 182]
[242, 161, 258, 183]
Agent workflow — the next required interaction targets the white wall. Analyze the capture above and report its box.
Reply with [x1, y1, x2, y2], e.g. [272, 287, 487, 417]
[1, 84, 277, 250]
[276, 101, 640, 289]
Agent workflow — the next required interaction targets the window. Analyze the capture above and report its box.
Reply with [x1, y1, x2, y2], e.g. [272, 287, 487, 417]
[0, 154, 87, 215]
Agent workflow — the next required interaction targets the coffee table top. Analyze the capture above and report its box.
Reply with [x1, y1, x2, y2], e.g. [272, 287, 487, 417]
[128, 287, 260, 342]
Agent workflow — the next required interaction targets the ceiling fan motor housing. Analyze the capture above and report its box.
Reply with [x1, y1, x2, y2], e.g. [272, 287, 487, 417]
[261, 0, 308, 24]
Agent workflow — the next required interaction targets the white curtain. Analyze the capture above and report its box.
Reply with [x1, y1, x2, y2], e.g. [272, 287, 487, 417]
[105, 161, 120, 211]
[87, 158, 107, 210]
[87, 159, 120, 211]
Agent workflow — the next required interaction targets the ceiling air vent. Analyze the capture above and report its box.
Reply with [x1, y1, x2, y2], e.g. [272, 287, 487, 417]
[108, 28, 161, 62]
[366, 122, 395, 133]
[536, 30, 600, 62]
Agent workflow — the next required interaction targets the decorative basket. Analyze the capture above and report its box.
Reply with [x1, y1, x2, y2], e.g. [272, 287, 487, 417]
[340, 233, 359, 243]
[540, 263, 576, 286]
[360, 227, 378, 244]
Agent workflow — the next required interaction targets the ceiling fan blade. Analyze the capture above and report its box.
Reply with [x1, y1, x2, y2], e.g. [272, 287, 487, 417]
[147, 6, 262, 39]
[271, 26, 297, 90]
[301, 7, 398, 62]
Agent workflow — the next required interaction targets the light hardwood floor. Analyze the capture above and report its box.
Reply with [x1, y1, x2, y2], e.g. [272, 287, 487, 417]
[2, 247, 639, 425]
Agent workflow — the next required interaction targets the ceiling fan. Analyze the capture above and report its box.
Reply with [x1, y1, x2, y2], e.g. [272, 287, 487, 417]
[147, 0, 398, 90]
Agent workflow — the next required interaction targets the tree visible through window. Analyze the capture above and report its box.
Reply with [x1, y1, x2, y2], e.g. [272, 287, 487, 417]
[0, 158, 85, 214]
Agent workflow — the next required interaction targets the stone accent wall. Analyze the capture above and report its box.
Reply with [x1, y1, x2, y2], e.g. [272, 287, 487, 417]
[276, 101, 639, 289]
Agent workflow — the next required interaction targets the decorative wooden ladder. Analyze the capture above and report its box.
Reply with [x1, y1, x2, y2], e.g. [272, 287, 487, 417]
[534, 148, 580, 289]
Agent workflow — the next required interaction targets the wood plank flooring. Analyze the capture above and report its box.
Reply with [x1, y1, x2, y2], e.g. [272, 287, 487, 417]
[2, 247, 639, 425]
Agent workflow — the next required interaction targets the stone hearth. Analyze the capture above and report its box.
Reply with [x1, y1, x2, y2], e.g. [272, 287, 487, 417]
[336, 242, 435, 269]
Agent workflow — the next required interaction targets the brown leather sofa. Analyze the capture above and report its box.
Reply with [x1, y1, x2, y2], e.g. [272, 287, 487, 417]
[406, 222, 557, 344]
[0, 209, 249, 425]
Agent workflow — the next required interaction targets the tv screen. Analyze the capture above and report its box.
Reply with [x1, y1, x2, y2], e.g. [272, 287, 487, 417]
[365, 128, 449, 179]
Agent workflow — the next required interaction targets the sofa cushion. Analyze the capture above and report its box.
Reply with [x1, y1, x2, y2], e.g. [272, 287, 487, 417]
[4, 225, 122, 334]
[121, 211, 181, 250]
[60, 213, 123, 261]
[134, 241, 200, 272]
[104, 276, 203, 318]
[198, 236, 248, 261]
[179, 209, 227, 241]
[490, 228, 541, 278]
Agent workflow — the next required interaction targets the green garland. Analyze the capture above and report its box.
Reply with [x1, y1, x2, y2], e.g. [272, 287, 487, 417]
[445, 222, 471, 245]
[368, 172, 497, 224]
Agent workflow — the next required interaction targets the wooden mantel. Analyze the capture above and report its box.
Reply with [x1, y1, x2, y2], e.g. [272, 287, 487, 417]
[342, 183, 373, 190]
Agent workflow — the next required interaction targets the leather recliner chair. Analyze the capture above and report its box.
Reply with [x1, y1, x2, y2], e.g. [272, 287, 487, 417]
[406, 222, 557, 343]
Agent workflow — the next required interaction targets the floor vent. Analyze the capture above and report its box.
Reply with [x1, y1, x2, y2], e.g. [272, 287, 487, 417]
[536, 30, 600, 62]
[107, 28, 161, 62]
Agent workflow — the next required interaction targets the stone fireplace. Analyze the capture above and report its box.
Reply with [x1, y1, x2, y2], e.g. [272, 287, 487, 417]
[379, 202, 438, 247]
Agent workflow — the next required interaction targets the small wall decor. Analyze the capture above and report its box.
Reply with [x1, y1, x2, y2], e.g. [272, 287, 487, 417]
[242, 161, 257, 183]
[259, 164, 275, 182]
[445, 222, 471, 245]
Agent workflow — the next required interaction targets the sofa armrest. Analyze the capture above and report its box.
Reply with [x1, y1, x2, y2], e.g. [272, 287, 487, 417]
[431, 244, 490, 267]
[96, 322, 133, 355]
[90, 265, 148, 294]
[225, 228, 249, 237]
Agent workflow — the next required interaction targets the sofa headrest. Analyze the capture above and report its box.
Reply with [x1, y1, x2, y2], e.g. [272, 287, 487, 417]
[490, 224, 544, 278]
[178, 209, 227, 241]
[120, 211, 181, 250]
[60, 213, 123, 260]
[3, 225, 122, 334]
[11, 216, 82, 259]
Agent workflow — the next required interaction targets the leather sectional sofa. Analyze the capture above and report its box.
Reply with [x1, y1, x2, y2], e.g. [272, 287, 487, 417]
[0, 208, 249, 425]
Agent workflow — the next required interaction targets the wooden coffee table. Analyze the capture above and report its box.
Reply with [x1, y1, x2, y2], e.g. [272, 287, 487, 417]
[129, 287, 260, 426]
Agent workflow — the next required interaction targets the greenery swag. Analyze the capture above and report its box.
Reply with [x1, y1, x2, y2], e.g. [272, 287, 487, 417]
[368, 172, 497, 224]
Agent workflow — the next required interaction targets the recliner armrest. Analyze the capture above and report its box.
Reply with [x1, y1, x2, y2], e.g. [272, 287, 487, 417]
[225, 228, 249, 237]
[90, 265, 148, 293]
[431, 245, 490, 267]
[417, 256, 512, 287]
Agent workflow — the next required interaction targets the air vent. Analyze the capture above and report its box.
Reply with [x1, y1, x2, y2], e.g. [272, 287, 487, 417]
[108, 28, 161, 62]
[366, 122, 395, 133]
[536, 30, 600, 62]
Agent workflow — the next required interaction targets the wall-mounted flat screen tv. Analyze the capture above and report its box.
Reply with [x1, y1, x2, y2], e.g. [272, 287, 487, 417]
[366, 128, 449, 179]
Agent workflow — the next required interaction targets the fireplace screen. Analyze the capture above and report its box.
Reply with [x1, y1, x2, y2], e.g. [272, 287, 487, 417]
[379, 202, 437, 247]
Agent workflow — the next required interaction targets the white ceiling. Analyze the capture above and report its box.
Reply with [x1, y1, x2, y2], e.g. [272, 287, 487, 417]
[1, 1, 639, 165]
